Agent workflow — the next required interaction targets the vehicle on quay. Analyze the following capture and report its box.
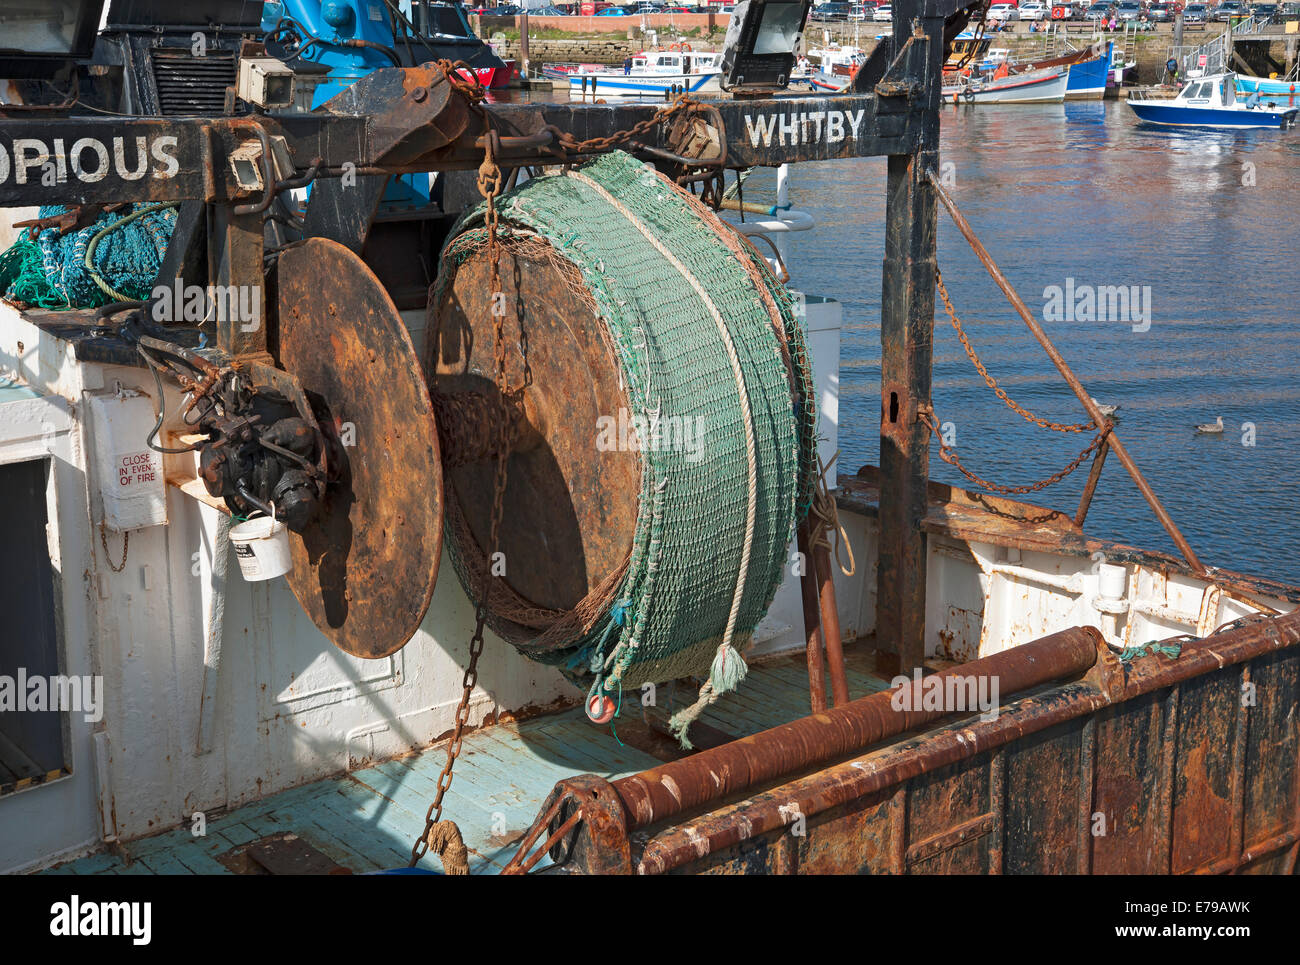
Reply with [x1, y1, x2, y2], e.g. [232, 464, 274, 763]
[812, 1, 855, 20]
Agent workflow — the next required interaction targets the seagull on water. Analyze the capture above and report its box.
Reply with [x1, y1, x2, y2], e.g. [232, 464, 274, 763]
[1195, 415, 1225, 434]
[1090, 397, 1120, 418]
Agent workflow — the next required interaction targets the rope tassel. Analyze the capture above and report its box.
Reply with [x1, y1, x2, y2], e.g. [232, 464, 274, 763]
[667, 640, 749, 749]
[710, 641, 748, 693]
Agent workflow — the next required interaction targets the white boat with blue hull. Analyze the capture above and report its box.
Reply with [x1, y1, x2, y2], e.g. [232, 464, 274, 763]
[567, 50, 721, 98]
[1127, 73, 1299, 129]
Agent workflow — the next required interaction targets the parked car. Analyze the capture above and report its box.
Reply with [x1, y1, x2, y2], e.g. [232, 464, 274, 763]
[1214, 0, 1247, 18]
[1181, 2, 1207, 21]
[596, 5, 629, 12]
[1115, 1, 1142, 19]
[1146, 2, 1172, 20]
[987, 3, 1021, 19]
[1020, 2, 1048, 19]
[1251, 2, 1279, 21]
[873, 3, 893, 20]
[812, 1, 854, 20]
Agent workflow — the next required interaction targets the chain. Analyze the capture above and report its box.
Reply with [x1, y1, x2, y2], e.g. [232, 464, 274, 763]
[405, 76, 717, 871]
[552, 95, 706, 156]
[927, 268, 1114, 495]
[920, 409, 1110, 496]
[99, 520, 128, 573]
[408, 65, 513, 869]
[936, 271, 1095, 434]
[953, 0, 995, 72]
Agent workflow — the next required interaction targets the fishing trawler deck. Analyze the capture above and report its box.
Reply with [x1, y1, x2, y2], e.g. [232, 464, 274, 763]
[43, 647, 894, 876]
[4, 0, 1300, 883]
[35, 464, 1300, 876]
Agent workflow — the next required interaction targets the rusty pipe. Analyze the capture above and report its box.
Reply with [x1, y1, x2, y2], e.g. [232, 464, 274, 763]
[926, 170, 1205, 576]
[1073, 436, 1110, 528]
[813, 540, 850, 707]
[638, 679, 1110, 875]
[797, 523, 827, 714]
[614, 626, 1102, 831]
[637, 607, 1300, 874]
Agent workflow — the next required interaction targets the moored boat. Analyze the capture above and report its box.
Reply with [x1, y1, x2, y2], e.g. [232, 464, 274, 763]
[565, 49, 722, 98]
[1127, 72, 1300, 129]
[1021, 41, 1113, 100]
[1233, 73, 1300, 105]
[944, 64, 1069, 104]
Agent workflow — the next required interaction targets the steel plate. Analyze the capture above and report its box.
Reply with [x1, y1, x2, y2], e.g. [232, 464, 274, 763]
[274, 239, 442, 658]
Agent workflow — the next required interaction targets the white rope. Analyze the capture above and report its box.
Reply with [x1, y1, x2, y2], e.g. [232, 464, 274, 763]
[564, 169, 759, 674]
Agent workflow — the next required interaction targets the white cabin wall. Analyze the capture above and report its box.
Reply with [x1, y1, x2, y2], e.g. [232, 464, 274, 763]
[0, 336, 102, 872]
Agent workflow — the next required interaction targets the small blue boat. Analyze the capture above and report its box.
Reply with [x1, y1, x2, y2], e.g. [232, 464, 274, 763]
[1234, 74, 1300, 104]
[1065, 42, 1113, 101]
[1127, 73, 1299, 129]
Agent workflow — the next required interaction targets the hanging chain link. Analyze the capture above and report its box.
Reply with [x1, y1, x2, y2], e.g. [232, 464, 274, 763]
[926, 269, 1113, 497]
[551, 95, 705, 156]
[99, 519, 128, 573]
[936, 271, 1095, 434]
[408, 65, 513, 869]
[921, 409, 1110, 496]
[406, 73, 725, 871]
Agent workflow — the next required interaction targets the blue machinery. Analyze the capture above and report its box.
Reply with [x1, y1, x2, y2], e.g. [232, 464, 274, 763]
[262, 0, 503, 207]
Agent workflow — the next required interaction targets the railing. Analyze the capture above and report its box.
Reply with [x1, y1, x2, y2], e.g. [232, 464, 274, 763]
[1168, 27, 1231, 77]
[1229, 14, 1267, 35]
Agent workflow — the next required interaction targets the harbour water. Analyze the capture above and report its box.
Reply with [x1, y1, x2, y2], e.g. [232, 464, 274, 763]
[756, 100, 1300, 585]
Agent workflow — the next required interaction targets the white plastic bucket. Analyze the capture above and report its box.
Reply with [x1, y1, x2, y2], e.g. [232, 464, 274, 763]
[228, 514, 292, 581]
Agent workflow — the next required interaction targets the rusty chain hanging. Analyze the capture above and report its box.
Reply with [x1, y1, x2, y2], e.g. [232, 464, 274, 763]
[407, 68, 734, 872]
[924, 270, 1113, 497]
[99, 519, 129, 573]
[937, 271, 1095, 434]
[408, 62, 514, 871]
